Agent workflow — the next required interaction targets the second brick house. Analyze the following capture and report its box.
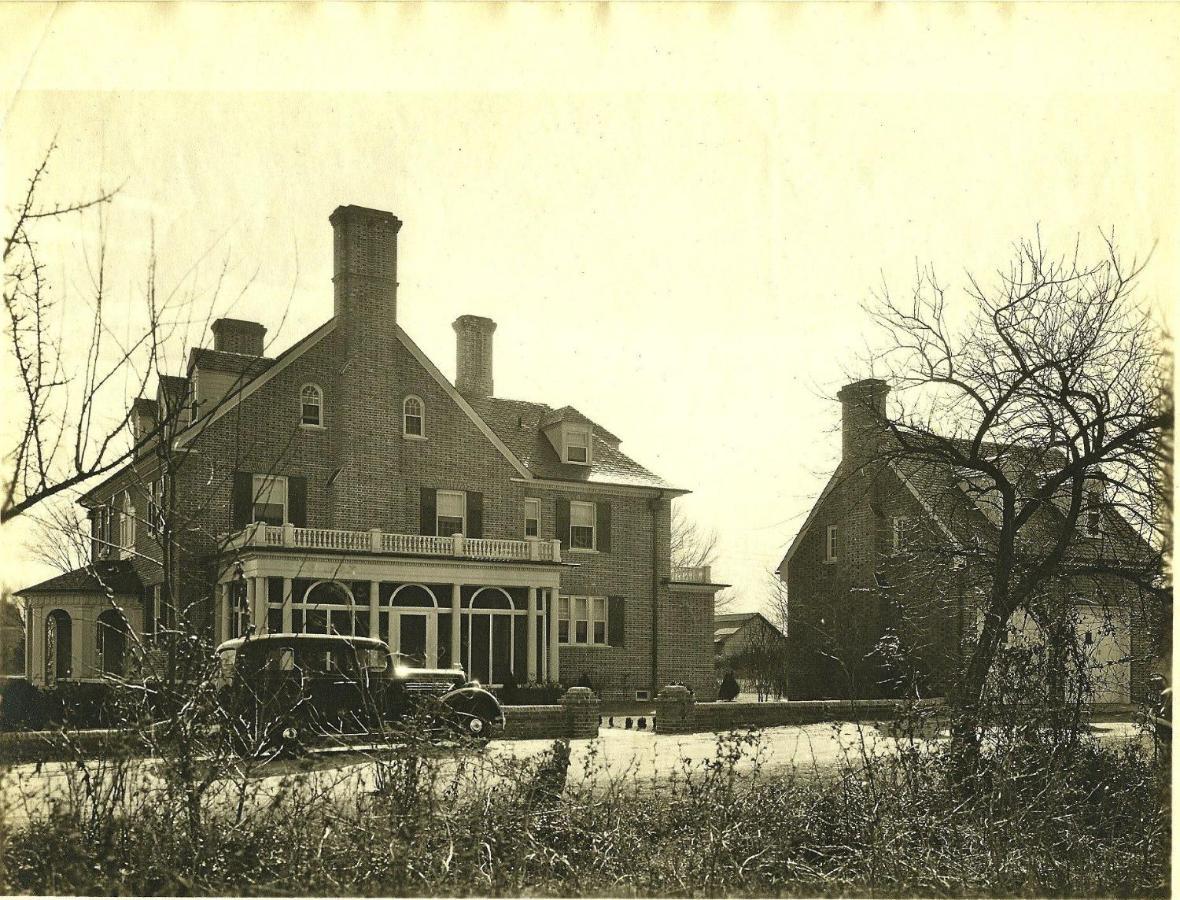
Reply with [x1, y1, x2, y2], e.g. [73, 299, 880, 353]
[18, 205, 724, 702]
[779, 378, 1156, 704]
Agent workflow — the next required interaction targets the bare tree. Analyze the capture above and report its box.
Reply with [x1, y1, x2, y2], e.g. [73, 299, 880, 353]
[862, 231, 1171, 759]
[670, 502, 720, 571]
[670, 502, 735, 613]
[2, 142, 274, 524]
[24, 497, 91, 574]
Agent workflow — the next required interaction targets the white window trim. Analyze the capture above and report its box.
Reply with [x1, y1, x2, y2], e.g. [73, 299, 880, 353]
[558, 594, 609, 646]
[403, 395, 426, 439]
[299, 383, 324, 428]
[563, 426, 592, 466]
[824, 524, 838, 563]
[436, 489, 466, 537]
[524, 497, 541, 539]
[119, 491, 137, 557]
[252, 474, 289, 525]
[891, 516, 907, 554]
[569, 500, 597, 552]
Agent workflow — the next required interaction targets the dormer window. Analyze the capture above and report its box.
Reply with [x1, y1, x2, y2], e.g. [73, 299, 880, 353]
[1081, 491, 1101, 537]
[564, 428, 591, 465]
[300, 384, 324, 427]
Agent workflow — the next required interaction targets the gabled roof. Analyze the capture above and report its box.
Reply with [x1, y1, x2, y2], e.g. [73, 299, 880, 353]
[781, 440, 1154, 575]
[90, 307, 677, 500]
[537, 405, 621, 445]
[467, 396, 674, 490]
[16, 560, 142, 596]
[713, 610, 785, 641]
[187, 347, 274, 377]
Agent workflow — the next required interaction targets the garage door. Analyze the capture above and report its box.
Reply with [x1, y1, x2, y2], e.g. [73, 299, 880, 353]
[1074, 605, 1131, 704]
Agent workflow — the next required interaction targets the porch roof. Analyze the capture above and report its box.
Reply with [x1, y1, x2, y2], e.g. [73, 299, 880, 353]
[16, 560, 142, 596]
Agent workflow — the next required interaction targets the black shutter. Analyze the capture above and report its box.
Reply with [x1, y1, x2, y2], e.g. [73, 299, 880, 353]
[608, 596, 625, 647]
[597, 501, 612, 553]
[467, 491, 483, 539]
[89, 509, 100, 561]
[288, 476, 307, 527]
[420, 488, 437, 536]
[556, 497, 570, 549]
[232, 472, 253, 529]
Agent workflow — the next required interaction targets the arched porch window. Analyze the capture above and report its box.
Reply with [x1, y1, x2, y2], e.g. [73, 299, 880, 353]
[298, 581, 360, 637]
[97, 609, 129, 676]
[45, 609, 72, 682]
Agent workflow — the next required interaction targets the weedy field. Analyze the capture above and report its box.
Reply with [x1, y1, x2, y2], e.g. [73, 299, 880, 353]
[0, 719, 1169, 897]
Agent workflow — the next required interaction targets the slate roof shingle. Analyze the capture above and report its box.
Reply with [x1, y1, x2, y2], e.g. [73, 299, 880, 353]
[467, 396, 675, 490]
[16, 560, 143, 596]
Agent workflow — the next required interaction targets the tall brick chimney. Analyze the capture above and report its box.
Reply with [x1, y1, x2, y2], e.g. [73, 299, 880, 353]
[837, 378, 889, 464]
[210, 318, 266, 356]
[328, 205, 403, 532]
[329, 205, 402, 326]
[453, 315, 497, 398]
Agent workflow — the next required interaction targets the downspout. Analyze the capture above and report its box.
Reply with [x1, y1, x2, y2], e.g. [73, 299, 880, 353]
[649, 490, 667, 695]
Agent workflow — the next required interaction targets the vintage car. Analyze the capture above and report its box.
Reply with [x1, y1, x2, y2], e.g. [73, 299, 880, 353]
[215, 633, 505, 753]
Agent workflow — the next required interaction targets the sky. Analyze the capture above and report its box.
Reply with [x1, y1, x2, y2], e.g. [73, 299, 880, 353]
[1, 3, 1177, 612]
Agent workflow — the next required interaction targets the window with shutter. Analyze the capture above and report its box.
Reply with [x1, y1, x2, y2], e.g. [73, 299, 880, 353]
[420, 488, 437, 536]
[524, 498, 541, 538]
[570, 501, 596, 550]
[608, 596, 625, 647]
[252, 475, 288, 526]
[559, 595, 609, 646]
[437, 490, 466, 536]
[232, 472, 253, 530]
[466, 491, 483, 539]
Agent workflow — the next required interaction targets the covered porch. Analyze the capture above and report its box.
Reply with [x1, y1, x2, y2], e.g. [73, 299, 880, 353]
[216, 531, 566, 686]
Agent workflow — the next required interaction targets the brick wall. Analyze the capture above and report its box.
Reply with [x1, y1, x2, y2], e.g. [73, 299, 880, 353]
[59, 209, 716, 700]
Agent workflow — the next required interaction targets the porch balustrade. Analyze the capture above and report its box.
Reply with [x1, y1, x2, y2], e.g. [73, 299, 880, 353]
[671, 565, 712, 583]
[225, 522, 562, 563]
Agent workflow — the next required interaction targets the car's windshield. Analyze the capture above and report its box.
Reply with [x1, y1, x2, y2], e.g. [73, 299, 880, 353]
[237, 642, 390, 677]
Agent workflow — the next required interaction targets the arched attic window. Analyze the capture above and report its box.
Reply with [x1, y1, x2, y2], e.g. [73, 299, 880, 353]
[403, 396, 424, 438]
[300, 384, 324, 427]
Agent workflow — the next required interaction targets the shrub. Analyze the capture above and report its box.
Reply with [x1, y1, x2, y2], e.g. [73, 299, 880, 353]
[2, 700, 1168, 896]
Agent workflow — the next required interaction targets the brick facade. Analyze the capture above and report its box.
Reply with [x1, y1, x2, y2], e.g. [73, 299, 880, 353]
[20, 205, 719, 700]
[781, 379, 1155, 704]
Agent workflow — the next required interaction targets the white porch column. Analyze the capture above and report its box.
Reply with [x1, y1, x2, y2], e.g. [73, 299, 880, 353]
[252, 577, 267, 632]
[526, 586, 538, 681]
[28, 606, 43, 686]
[450, 583, 462, 669]
[548, 588, 561, 682]
[282, 578, 294, 632]
[540, 591, 548, 680]
[369, 581, 380, 640]
[217, 583, 229, 644]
